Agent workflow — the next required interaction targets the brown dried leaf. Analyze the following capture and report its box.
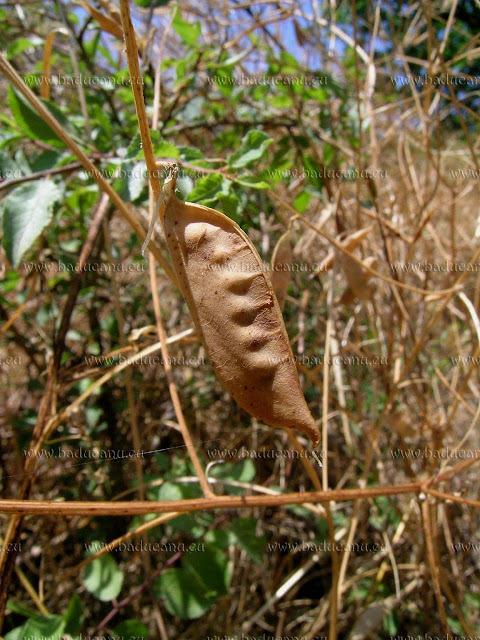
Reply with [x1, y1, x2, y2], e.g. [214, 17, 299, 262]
[336, 253, 377, 303]
[318, 226, 373, 273]
[270, 231, 293, 311]
[75, 0, 123, 40]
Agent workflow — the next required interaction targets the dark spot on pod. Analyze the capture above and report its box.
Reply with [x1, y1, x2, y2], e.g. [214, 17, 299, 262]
[250, 337, 266, 351]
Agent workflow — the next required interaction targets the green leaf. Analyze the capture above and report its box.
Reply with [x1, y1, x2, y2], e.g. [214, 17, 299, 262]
[178, 145, 204, 161]
[31, 150, 62, 173]
[148, 482, 205, 536]
[13, 149, 31, 176]
[64, 593, 83, 636]
[155, 568, 213, 619]
[271, 95, 294, 109]
[0, 151, 21, 181]
[233, 174, 270, 189]
[204, 529, 234, 549]
[228, 130, 273, 169]
[176, 174, 195, 199]
[154, 481, 185, 502]
[113, 620, 149, 639]
[126, 132, 178, 161]
[82, 548, 124, 601]
[8, 87, 66, 148]
[5, 615, 65, 640]
[177, 96, 205, 123]
[302, 155, 323, 189]
[2, 180, 61, 268]
[210, 459, 256, 495]
[187, 173, 224, 204]
[209, 67, 234, 98]
[182, 543, 231, 597]
[5, 599, 38, 619]
[114, 161, 147, 202]
[172, 12, 201, 45]
[0, 129, 21, 149]
[153, 139, 179, 159]
[230, 517, 266, 564]
[154, 543, 231, 619]
[135, 0, 171, 7]
[6, 37, 42, 60]
[216, 193, 240, 219]
[316, 516, 329, 543]
[294, 191, 311, 213]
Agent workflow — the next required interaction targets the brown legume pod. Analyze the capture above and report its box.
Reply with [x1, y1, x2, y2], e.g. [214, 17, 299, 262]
[159, 167, 320, 447]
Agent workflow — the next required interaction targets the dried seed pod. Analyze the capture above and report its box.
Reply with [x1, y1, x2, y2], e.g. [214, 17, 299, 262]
[270, 231, 293, 311]
[159, 167, 320, 447]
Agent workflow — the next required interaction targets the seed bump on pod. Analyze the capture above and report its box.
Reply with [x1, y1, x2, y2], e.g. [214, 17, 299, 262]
[158, 166, 320, 448]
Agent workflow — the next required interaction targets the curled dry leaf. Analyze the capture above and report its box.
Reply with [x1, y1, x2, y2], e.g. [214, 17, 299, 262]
[337, 255, 377, 304]
[386, 408, 417, 438]
[332, 228, 377, 304]
[270, 231, 293, 311]
[158, 166, 320, 447]
[75, 0, 123, 40]
[318, 226, 373, 273]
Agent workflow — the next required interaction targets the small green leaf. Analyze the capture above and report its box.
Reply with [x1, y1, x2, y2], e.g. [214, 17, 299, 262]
[0, 130, 21, 149]
[31, 150, 62, 173]
[233, 174, 270, 189]
[294, 191, 311, 213]
[8, 87, 67, 148]
[6, 37, 42, 60]
[172, 12, 201, 45]
[114, 161, 147, 202]
[0, 151, 21, 180]
[230, 517, 266, 564]
[209, 67, 233, 98]
[182, 544, 231, 597]
[126, 132, 178, 161]
[216, 193, 240, 219]
[153, 139, 179, 159]
[4, 627, 22, 640]
[5, 615, 65, 640]
[155, 543, 231, 619]
[4, 599, 38, 619]
[210, 460, 256, 495]
[134, 0, 170, 7]
[178, 145, 204, 161]
[83, 548, 124, 602]
[64, 593, 83, 636]
[228, 130, 273, 169]
[2, 180, 61, 268]
[155, 568, 213, 619]
[177, 96, 205, 123]
[187, 173, 224, 204]
[148, 482, 204, 535]
[204, 529, 235, 549]
[113, 620, 149, 639]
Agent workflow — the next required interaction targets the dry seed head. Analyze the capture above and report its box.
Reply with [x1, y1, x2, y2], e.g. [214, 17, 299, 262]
[159, 166, 320, 447]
